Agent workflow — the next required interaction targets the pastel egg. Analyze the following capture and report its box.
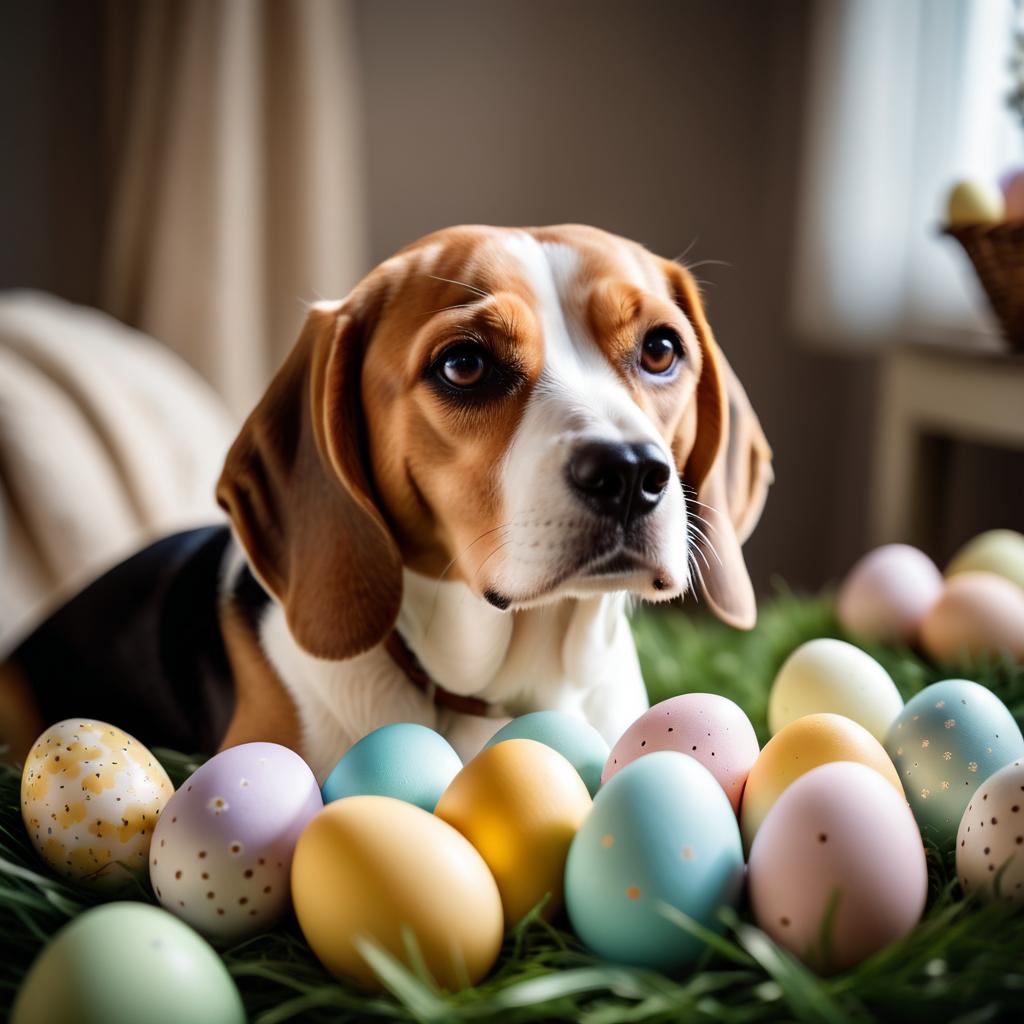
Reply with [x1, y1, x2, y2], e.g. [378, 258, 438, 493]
[740, 713, 903, 849]
[321, 723, 462, 812]
[20, 719, 173, 890]
[565, 751, 744, 970]
[434, 739, 591, 926]
[12, 902, 245, 1024]
[292, 796, 503, 989]
[1000, 167, 1024, 221]
[886, 680, 1024, 849]
[919, 572, 1024, 667]
[484, 711, 609, 796]
[768, 638, 904, 742]
[602, 693, 759, 812]
[956, 759, 1024, 902]
[748, 762, 927, 973]
[946, 529, 1024, 590]
[836, 544, 943, 644]
[150, 742, 322, 939]
[946, 178, 1004, 225]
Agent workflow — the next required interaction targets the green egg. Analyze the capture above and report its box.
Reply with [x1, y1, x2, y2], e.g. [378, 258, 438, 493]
[13, 902, 245, 1024]
[946, 529, 1024, 590]
[484, 711, 609, 795]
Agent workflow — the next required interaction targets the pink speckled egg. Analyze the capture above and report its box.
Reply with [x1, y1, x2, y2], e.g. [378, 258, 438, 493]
[1001, 166, 1024, 220]
[602, 694, 759, 812]
[836, 544, 943, 645]
[150, 743, 322, 940]
[748, 761, 927, 973]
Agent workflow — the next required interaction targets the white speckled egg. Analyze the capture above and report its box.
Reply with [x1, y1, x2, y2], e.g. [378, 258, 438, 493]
[768, 639, 904, 742]
[956, 759, 1024, 902]
[885, 679, 1024, 849]
[947, 529, 1024, 591]
[836, 544, 943, 644]
[21, 719, 173, 890]
[920, 572, 1024, 667]
[749, 761, 927, 973]
[150, 742, 322, 940]
[602, 694, 759, 813]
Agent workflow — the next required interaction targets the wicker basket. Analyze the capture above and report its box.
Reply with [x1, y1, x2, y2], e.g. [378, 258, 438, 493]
[945, 223, 1024, 351]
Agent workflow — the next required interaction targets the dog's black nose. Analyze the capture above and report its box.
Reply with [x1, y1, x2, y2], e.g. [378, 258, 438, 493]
[567, 441, 672, 525]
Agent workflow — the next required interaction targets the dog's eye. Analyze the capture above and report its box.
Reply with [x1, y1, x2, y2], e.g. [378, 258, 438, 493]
[439, 344, 489, 388]
[640, 328, 682, 376]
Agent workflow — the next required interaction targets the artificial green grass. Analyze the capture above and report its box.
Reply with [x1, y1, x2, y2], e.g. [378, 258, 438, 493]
[2, 589, 1024, 1023]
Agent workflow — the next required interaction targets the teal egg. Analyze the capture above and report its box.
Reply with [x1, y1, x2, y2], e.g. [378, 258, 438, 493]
[885, 679, 1024, 848]
[484, 711, 609, 795]
[12, 902, 245, 1024]
[564, 751, 744, 969]
[321, 723, 462, 812]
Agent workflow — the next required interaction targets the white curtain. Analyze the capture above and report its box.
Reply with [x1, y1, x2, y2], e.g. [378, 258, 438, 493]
[793, 0, 1024, 347]
[101, 0, 368, 416]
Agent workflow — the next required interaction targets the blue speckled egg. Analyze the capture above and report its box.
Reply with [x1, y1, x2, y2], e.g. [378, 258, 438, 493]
[484, 711, 609, 796]
[564, 751, 744, 969]
[885, 679, 1024, 848]
[321, 724, 462, 812]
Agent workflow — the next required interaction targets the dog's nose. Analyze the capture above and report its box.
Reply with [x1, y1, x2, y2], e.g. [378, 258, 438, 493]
[567, 441, 672, 525]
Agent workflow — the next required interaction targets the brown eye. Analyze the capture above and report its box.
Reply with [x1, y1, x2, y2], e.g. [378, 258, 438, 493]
[640, 328, 682, 376]
[440, 344, 489, 388]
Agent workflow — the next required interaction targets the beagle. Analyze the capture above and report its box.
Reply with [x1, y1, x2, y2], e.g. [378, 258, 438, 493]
[2, 225, 772, 781]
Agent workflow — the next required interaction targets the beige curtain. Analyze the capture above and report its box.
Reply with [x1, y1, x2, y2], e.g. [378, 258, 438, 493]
[101, 0, 368, 417]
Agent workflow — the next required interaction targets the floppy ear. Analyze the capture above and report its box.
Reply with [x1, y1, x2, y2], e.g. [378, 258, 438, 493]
[216, 302, 402, 660]
[661, 261, 772, 629]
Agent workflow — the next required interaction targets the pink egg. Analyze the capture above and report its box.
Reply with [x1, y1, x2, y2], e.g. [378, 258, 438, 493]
[836, 544, 942, 644]
[602, 694, 759, 812]
[748, 761, 927, 973]
[1001, 166, 1024, 220]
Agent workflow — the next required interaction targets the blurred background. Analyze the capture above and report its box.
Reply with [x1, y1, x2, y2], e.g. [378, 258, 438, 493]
[2, 0, 1023, 649]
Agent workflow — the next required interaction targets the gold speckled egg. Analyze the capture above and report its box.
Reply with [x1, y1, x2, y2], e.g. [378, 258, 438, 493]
[740, 713, 904, 850]
[21, 719, 173, 889]
[434, 738, 592, 927]
[291, 796, 503, 990]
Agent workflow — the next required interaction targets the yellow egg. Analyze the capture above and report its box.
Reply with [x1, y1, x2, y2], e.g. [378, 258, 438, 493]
[20, 719, 173, 889]
[920, 571, 1024, 667]
[740, 713, 903, 849]
[946, 529, 1024, 590]
[434, 738, 592, 926]
[946, 179, 1004, 226]
[291, 796, 503, 990]
[768, 639, 904, 742]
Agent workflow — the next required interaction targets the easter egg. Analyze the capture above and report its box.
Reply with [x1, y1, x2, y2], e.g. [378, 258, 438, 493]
[946, 529, 1024, 591]
[484, 711, 609, 796]
[20, 719, 172, 889]
[886, 680, 1024, 848]
[748, 762, 927, 973]
[434, 738, 591, 926]
[740, 713, 902, 849]
[321, 723, 461, 812]
[919, 572, 1024, 667]
[768, 639, 904, 742]
[11, 902, 244, 1024]
[956, 758, 1024, 902]
[150, 742, 322, 939]
[836, 543, 943, 644]
[1001, 167, 1024, 221]
[602, 693, 759, 812]
[291, 796, 503, 989]
[565, 751, 744, 970]
[946, 179, 1004, 226]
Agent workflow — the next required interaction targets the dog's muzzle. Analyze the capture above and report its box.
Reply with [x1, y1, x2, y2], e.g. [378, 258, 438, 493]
[566, 440, 671, 527]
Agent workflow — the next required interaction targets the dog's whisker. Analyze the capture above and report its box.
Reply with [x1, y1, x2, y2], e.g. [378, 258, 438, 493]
[424, 274, 492, 301]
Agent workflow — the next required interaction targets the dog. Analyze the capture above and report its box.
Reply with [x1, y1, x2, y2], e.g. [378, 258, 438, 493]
[1, 224, 772, 780]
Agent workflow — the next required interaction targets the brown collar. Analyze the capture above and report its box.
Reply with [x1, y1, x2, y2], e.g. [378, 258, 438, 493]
[385, 632, 492, 717]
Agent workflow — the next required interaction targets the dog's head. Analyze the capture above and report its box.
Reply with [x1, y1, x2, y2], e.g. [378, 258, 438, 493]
[217, 225, 772, 660]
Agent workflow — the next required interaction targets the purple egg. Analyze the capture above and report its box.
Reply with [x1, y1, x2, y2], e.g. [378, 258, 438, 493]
[150, 742, 322, 940]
